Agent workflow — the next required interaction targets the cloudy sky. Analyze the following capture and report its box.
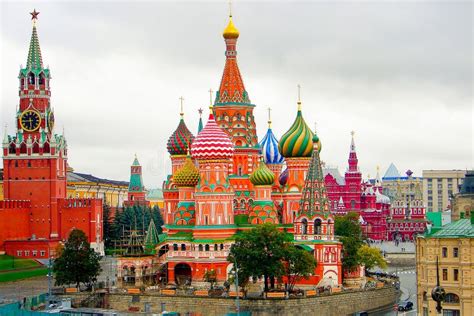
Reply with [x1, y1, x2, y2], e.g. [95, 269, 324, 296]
[1, 1, 472, 187]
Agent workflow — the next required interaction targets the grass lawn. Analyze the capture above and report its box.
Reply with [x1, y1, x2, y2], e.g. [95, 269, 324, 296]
[0, 267, 48, 282]
[0, 255, 41, 271]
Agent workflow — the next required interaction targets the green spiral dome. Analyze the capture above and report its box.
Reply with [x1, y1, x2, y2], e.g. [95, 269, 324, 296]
[250, 160, 275, 186]
[173, 156, 200, 187]
[278, 109, 314, 157]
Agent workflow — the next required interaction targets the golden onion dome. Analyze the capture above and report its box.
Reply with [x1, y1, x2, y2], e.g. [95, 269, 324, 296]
[250, 160, 275, 186]
[223, 16, 240, 39]
[173, 156, 200, 187]
[278, 107, 315, 158]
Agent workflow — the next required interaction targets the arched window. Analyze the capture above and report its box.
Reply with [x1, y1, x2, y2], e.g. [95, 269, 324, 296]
[301, 219, 308, 235]
[173, 244, 178, 251]
[181, 244, 186, 251]
[351, 200, 356, 209]
[314, 218, 322, 235]
[38, 73, 45, 85]
[238, 166, 243, 176]
[28, 72, 35, 85]
[205, 244, 210, 251]
[198, 244, 203, 252]
[220, 244, 224, 250]
[214, 244, 218, 251]
[445, 293, 460, 304]
[240, 199, 246, 209]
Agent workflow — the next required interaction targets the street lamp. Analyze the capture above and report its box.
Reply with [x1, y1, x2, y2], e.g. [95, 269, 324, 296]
[431, 256, 446, 314]
[231, 257, 240, 316]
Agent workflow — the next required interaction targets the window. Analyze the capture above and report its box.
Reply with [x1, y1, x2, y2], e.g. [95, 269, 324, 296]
[438, 184, 443, 190]
[198, 244, 203, 251]
[40, 250, 45, 257]
[301, 219, 308, 235]
[428, 190, 432, 195]
[351, 200, 355, 209]
[17, 250, 22, 256]
[443, 309, 460, 316]
[442, 268, 448, 281]
[181, 244, 186, 251]
[173, 244, 178, 251]
[442, 247, 447, 258]
[453, 269, 459, 281]
[445, 293, 460, 304]
[25, 250, 30, 256]
[32, 250, 37, 257]
[428, 179, 432, 183]
[453, 248, 458, 258]
[314, 219, 322, 235]
[428, 196, 433, 201]
[205, 244, 210, 251]
[447, 178, 453, 183]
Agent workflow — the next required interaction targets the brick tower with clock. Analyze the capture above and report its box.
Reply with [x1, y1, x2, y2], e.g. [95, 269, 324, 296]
[0, 11, 103, 258]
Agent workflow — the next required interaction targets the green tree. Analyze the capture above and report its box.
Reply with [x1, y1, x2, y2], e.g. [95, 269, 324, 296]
[228, 223, 316, 292]
[357, 244, 387, 270]
[335, 212, 364, 271]
[203, 269, 217, 289]
[103, 204, 114, 249]
[283, 246, 317, 292]
[53, 229, 102, 289]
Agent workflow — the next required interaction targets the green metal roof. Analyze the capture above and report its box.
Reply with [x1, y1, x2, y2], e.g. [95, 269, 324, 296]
[426, 212, 442, 227]
[424, 219, 474, 238]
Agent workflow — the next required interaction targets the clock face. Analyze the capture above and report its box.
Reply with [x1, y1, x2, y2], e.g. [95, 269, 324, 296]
[20, 110, 41, 132]
[48, 111, 55, 131]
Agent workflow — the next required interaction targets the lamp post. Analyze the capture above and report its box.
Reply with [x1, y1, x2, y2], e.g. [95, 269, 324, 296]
[431, 256, 446, 314]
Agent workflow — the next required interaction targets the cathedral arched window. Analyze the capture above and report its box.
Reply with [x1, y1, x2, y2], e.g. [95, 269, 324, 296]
[38, 73, 45, 85]
[301, 219, 308, 235]
[173, 244, 178, 251]
[240, 199, 246, 209]
[314, 219, 322, 235]
[351, 200, 356, 209]
[205, 244, 210, 251]
[198, 244, 203, 252]
[181, 244, 186, 251]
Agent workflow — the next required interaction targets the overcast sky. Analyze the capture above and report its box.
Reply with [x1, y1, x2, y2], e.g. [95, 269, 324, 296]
[1, 1, 472, 188]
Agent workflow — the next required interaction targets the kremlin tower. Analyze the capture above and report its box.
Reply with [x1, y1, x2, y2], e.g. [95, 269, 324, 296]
[124, 155, 149, 207]
[0, 11, 103, 257]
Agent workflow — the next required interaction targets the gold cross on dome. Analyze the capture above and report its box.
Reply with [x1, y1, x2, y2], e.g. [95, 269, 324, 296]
[179, 96, 184, 117]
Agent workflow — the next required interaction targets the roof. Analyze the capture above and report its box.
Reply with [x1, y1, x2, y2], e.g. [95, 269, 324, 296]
[146, 188, 163, 200]
[323, 167, 345, 185]
[383, 163, 401, 179]
[67, 172, 129, 187]
[424, 219, 474, 238]
[459, 170, 474, 194]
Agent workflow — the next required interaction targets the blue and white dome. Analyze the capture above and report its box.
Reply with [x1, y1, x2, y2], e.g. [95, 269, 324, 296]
[259, 127, 284, 164]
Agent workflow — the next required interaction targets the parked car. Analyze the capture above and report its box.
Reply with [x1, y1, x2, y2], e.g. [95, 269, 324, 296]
[398, 301, 414, 311]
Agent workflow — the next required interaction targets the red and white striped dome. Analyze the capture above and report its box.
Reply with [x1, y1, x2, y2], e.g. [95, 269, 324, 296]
[191, 113, 234, 160]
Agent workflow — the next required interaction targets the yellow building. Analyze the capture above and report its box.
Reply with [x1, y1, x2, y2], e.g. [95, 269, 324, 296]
[423, 170, 466, 213]
[67, 172, 129, 208]
[451, 171, 474, 221]
[416, 218, 474, 315]
[146, 188, 164, 209]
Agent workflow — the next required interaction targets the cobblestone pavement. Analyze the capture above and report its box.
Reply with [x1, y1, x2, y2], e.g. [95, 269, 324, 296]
[0, 276, 49, 301]
[370, 241, 416, 253]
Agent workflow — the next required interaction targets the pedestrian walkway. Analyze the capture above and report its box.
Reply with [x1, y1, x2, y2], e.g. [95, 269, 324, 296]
[370, 241, 415, 254]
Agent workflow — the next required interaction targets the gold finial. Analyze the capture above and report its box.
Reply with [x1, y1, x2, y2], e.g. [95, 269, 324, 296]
[267, 107, 272, 128]
[30, 9, 40, 25]
[179, 96, 184, 117]
[208, 88, 214, 111]
[223, 3, 239, 39]
[297, 84, 302, 111]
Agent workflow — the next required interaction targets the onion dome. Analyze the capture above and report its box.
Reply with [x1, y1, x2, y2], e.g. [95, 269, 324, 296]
[259, 109, 284, 164]
[312, 132, 322, 153]
[278, 104, 314, 158]
[279, 168, 289, 186]
[223, 16, 239, 39]
[173, 155, 200, 187]
[375, 189, 390, 204]
[250, 159, 275, 186]
[167, 117, 194, 156]
[191, 110, 234, 160]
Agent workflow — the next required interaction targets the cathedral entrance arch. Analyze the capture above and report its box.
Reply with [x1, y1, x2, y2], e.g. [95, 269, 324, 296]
[175, 263, 192, 285]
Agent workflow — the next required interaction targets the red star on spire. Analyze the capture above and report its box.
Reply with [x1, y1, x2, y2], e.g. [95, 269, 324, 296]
[30, 9, 40, 21]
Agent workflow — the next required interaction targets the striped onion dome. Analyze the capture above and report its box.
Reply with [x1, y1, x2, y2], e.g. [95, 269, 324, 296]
[250, 159, 275, 186]
[312, 132, 322, 152]
[279, 168, 289, 186]
[259, 127, 284, 164]
[173, 155, 200, 187]
[278, 108, 314, 158]
[167, 118, 194, 155]
[191, 111, 234, 160]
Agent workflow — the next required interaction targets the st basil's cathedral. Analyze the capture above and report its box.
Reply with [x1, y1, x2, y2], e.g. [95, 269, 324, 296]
[159, 13, 342, 286]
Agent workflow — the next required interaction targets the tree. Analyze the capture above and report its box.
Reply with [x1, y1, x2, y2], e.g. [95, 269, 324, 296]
[335, 212, 364, 271]
[53, 229, 102, 289]
[103, 204, 114, 249]
[203, 269, 217, 289]
[228, 223, 316, 292]
[357, 244, 387, 270]
[283, 246, 316, 292]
